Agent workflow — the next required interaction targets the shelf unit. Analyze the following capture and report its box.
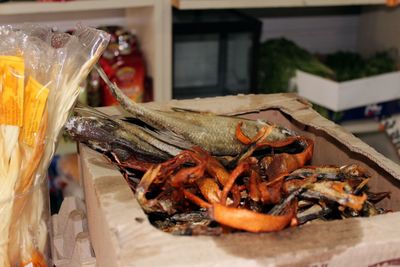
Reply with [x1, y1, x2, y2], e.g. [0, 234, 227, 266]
[171, 0, 386, 9]
[0, 0, 154, 15]
[0, 0, 172, 103]
[0, 0, 397, 104]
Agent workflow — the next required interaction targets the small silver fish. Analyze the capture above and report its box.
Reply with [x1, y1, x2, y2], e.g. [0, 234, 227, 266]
[65, 106, 182, 162]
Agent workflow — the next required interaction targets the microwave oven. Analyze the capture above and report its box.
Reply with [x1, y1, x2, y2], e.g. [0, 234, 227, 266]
[173, 10, 262, 99]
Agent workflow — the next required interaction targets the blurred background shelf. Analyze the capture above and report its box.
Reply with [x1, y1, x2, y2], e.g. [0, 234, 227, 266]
[0, 0, 154, 15]
[172, 0, 386, 10]
[0, 0, 172, 103]
[1, 0, 398, 103]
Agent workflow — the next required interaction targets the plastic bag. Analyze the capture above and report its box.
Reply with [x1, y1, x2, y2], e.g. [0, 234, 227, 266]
[0, 24, 109, 267]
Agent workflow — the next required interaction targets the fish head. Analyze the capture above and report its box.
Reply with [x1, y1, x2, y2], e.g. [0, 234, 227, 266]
[65, 116, 117, 143]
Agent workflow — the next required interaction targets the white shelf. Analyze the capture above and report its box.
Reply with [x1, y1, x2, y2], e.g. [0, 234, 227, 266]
[0, 0, 154, 15]
[172, 0, 386, 9]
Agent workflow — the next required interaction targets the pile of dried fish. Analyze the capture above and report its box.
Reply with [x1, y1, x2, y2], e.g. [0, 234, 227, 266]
[65, 65, 390, 235]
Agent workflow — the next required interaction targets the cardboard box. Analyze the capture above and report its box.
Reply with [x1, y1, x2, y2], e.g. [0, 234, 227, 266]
[296, 70, 400, 112]
[79, 93, 400, 267]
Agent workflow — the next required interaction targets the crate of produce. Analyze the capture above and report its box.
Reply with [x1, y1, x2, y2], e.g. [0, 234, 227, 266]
[296, 69, 400, 112]
[76, 93, 400, 267]
[257, 38, 400, 113]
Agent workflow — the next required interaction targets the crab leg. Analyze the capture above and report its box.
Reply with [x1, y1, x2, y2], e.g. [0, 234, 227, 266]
[220, 158, 256, 205]
[170, 161, 206, 187]
[248, 169, 261, 202]
[266, 137, 314, 180]
[182, 189, 212, 209]
[235, 121, 272, 145]
[258, 173, 287, 205]
[112, 153, 156, 172]
[136, 165, 166, 213]
[196, 177, 221, 204]
[210, 202, 296, 233]
[206, 156, 230, 185]
[207, 159, 242, 207]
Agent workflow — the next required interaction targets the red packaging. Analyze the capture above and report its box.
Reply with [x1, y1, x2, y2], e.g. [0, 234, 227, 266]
[99, 26, 147, 106]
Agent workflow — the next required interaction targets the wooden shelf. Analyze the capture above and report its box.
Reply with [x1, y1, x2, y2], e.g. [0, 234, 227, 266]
[0, 0, 172, 103]
[0, 0, 154, 15]
[172, 0, 386, 9]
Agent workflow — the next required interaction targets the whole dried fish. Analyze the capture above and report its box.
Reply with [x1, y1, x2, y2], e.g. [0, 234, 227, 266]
[95, 65, 296, 156]
[65, 106, 183, 162]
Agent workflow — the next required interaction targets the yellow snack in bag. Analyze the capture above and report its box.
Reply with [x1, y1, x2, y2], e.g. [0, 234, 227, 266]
[0, 56, 25, 127]
[20, 77, 49, 147]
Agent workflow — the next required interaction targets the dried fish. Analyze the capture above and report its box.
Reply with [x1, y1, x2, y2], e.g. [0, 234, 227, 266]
[65, 107, 182, 162]
[297, 205, 332, 225]
[95, 65, 296, 157]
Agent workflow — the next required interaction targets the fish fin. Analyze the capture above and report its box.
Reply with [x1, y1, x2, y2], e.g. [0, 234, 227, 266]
[171, 107, 216, 115]
[147, 127, 194, 150]
[121, 116, 156, 129]
[170, 107, 266, 122]
[118, 116, 194, 150]
[75, 104, 115, 121]
[74, 105, 138, 133]
[117, 118, 190, 152]
[156, 130, 194, 150]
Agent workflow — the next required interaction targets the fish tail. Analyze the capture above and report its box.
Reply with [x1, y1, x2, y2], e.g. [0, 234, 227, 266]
[95, 64, 147, 118]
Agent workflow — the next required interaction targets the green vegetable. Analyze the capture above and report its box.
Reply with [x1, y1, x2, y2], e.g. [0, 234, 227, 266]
[257, 38, 334, 93]
[365, 52, 397, 77]
[325, 51, 366, 81]
[324, 51, 397, 81]
[257, 38, 398, 94]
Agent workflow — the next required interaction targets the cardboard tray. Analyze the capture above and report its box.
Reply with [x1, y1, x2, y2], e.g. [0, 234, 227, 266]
[79, 93, 400, 267]
[296, 70, 400, 112]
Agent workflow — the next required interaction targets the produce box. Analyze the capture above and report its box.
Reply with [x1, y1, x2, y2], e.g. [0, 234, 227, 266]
[79, 94, 400, 267]
[320, 99, 400, 124]
[296, 70, 400, 112]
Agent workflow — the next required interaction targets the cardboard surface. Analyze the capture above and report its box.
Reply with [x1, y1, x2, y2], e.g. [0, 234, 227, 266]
[80, 93, 400, 267]
[51, 197, 96, 267]
[296, 70, 400, 111]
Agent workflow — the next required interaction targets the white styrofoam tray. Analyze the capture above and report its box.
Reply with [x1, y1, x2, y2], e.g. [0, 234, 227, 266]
[296, 70, 400, 112]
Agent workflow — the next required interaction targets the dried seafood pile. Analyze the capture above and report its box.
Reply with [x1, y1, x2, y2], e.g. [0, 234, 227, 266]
[65, 66, 390, 235]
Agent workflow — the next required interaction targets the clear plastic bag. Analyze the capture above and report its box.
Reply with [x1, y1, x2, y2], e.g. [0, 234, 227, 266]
[0, 24, 109, 267]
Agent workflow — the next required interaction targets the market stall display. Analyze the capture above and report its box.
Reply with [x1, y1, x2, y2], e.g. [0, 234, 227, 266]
[65, 70, 390, 235]
[257, 37, 400, 122]
[76, 94, 400, 266]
